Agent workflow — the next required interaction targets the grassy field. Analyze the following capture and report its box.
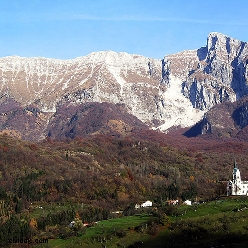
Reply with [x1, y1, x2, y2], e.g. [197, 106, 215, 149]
[37, 214, 152, 248]
[35, 197, 248, 248]
[28, 202, 80, 219]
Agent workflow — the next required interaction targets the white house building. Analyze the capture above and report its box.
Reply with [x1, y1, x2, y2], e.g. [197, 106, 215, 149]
[183, 200, 192, 205]
[227, 161, 248, 196]
[141, 200, 152, 207]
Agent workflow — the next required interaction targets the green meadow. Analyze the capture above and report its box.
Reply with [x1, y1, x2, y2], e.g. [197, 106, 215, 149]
[34, 197, 248, 248]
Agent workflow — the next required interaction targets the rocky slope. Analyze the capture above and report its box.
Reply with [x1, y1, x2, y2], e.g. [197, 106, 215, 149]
[184, 96, 248, 140]
[0, 99, 52, 141]
[47, 102, 149, 140]
[0, 32, 247, 141]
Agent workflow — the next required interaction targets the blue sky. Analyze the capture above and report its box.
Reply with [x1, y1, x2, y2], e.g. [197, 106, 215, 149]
[0, 0, 248, 59]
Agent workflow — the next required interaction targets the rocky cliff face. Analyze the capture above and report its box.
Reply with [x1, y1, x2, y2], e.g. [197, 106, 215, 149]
[0, 32, 247, 141]
[162, 32, 248, 112]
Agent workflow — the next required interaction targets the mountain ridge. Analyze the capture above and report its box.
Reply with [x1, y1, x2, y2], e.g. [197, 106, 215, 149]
[0, 32, 247, 141]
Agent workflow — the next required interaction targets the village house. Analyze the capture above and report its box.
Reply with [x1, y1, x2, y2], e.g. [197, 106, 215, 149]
[184, 200, 192, 205]
[141, 200, 152, 207]
[167, 199, 179, 205]
[135, 200, 153, 209]
[227, 161, 248, 196]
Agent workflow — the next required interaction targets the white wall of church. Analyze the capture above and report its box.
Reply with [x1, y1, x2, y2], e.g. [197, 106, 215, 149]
[227, 163, 248, 196]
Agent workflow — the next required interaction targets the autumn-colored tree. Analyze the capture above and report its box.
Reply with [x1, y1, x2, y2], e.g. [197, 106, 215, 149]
[29, 218, 38, 231]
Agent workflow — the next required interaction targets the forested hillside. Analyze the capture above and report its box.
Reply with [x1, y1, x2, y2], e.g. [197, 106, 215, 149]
[0, 131, 248, 245]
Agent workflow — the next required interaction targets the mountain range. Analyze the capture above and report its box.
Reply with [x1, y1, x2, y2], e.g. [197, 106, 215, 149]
[0, 32, 248, 141]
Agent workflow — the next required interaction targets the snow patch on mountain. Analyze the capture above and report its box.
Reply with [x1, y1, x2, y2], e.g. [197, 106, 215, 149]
[156, 75, 205, 131]
[107, 65, 125, 95]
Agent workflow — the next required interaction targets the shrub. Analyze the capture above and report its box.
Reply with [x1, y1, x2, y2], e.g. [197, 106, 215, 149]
[58, 226, 74, 239]
[116, 229, 127, 238]
[147, 223, 159, 236]
[159, 213, 170, 227]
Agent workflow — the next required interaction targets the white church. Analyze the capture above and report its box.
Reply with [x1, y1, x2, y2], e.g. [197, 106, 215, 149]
[227, 161, 248, 196]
